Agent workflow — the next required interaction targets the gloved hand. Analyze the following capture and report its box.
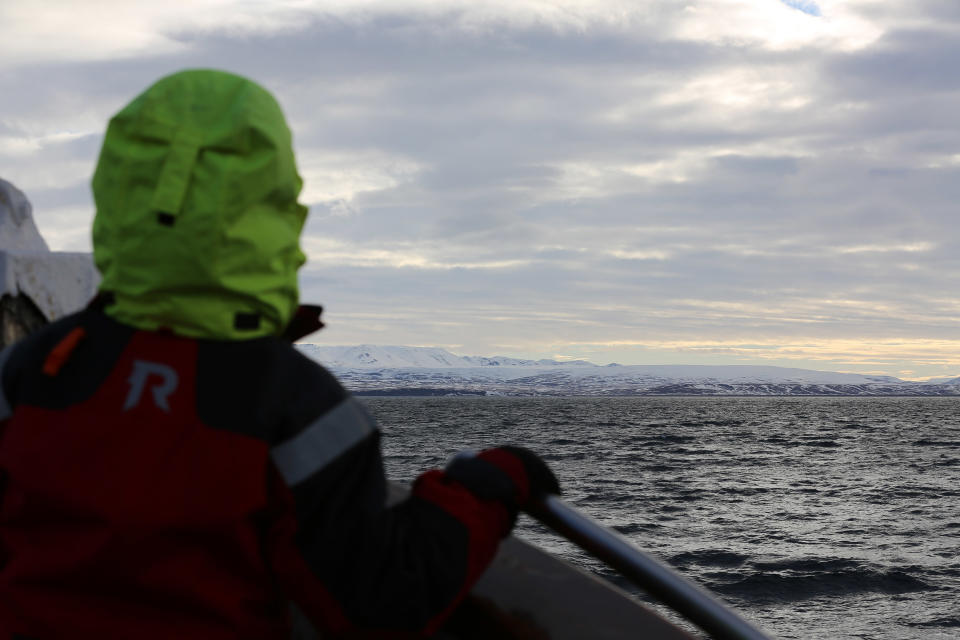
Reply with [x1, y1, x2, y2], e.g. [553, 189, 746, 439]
[445, 446, 560, 513]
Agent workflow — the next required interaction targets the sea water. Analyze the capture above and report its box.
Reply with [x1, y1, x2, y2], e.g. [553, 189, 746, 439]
[363, 396, 960, 640]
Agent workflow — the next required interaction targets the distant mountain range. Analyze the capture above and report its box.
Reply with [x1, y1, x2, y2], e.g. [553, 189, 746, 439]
[294, 344, 960, 397]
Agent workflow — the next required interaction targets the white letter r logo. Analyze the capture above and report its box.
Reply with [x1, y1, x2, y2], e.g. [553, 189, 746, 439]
[124, 360, 180, 412]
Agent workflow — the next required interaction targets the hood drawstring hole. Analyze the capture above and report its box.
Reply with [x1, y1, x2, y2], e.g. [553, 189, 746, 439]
[234, 313, 261, 331]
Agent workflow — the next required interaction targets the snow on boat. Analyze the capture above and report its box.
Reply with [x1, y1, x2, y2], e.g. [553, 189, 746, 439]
[0, 178, 99, 348]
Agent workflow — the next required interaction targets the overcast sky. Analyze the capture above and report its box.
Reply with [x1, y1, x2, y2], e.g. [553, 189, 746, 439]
[2, 1, 959, 378]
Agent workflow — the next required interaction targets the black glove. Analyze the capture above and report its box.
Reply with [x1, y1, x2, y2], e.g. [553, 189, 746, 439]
[445, 446, 560, 513]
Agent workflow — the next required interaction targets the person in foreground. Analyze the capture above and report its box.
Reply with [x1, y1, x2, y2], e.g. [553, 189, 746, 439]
[0, 69, 559, 639]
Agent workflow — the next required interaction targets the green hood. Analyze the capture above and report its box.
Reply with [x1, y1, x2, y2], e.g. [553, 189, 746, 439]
[92, 69, 307, 339]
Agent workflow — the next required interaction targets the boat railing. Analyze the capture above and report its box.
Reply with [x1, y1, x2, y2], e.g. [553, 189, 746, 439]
[526, 495, 774, 640]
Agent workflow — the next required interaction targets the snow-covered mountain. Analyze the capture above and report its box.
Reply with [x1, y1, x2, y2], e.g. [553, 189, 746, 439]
[296, 344, 593, 368]
[295, 345, 960, 397]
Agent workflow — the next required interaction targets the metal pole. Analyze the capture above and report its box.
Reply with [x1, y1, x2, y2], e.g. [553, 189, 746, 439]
[525, 495, 773, 640]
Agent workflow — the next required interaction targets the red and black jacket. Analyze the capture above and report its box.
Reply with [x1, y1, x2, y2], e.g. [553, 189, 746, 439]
[0, 308, 512, 639]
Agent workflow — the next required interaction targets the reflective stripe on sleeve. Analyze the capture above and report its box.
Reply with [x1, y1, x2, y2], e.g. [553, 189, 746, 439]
[270, 397, 378, 486]
[0, 345, 15, 421]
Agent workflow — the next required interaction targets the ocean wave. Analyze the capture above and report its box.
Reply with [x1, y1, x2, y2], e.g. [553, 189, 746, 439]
[800, 439, 842, 447]
[611, 522, 661, 535]
[634, 434, 697, 445]
[929, 457, 958, 467]
[541, 452, 589, 461]
[705, 558, 935, 602]
[677, 420, 743, 428]
[659, 505, 686, 513]
[905, 616, 960, 628]
[633, 462, 678, 472]
[581, 492, 638, 503]
[668, 549, 750, 568]
[911, 439, 960, 447]
[838, 422, 875, 430]
[721, 487, 771, 496]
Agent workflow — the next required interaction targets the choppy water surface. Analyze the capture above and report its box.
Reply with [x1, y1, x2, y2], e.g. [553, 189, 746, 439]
[364, 396, 960, 640]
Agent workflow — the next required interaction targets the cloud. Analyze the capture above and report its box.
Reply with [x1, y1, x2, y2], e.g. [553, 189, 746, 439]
[3, 1, 960, 376]
[297, 149, 423, 206]
[0, 1, 317, 68]
[671, 0, 880, 51]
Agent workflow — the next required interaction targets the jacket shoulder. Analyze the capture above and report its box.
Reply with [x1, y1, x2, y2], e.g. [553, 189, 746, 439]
[196, 338, 352, 444]
[0, 309, 132, 412]
[1, 310, 86, 375]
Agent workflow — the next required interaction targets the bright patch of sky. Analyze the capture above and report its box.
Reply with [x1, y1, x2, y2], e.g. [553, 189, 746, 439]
[3, 0, 960, 378]
[780, 0, 822, 18]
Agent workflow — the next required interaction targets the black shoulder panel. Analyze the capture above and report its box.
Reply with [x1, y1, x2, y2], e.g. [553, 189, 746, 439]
[195, 339, 349, 445]
[3, 309, 134, 410]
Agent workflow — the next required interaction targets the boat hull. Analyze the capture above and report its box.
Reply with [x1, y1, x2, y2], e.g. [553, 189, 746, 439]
[438, 534, 695, 639]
